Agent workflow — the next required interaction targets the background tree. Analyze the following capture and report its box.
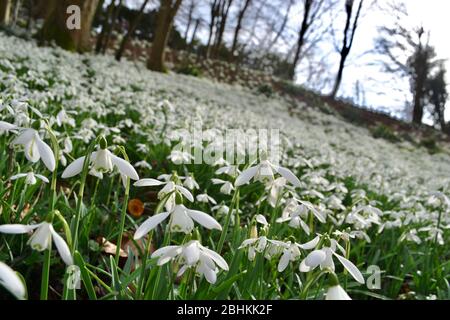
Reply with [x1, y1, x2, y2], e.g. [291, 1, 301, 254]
[330, 0, 364, 98]
[375, 2, 442, 125]
[40, 0, 100, 53]
[229, 0, 251, 60]
[115, 0, 151, 61]
[147, 0, 183, 72]
[0, 0, 12, 25]
[426, 64, 448, 131]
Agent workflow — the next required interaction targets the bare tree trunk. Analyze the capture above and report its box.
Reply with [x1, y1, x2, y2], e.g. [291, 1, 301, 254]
[102, 0, 122, 54]
[330, 0, 363, 98]
[115, 0, 150, 61]
[188, 18, 199, 52]
[0, 0, 12, 25]
[289, 0, 313, 80]
[11, 0, 21, 26]
[205, 0, 219, 59]
[265, 0, 293, 54]
[96, 0, 115, 53]
[183, 0, 194, 43]
[212, 0, 233, 58]
[229, 0, 251, 60]
[147, 0, 183, 72]
[40, 0, 100, 53]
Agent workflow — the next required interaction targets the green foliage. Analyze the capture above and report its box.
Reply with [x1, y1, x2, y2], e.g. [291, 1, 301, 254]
[371, 124, 400, 143]
[176, 63, 202, 77]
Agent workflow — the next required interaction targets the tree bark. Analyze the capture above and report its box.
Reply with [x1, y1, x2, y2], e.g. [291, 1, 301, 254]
[289, 0, 312, 80]
[212, 0, 233, 58]
[229, 0, 251, 60]
[102, 0, 122, 54]
[147, 0, 183, 72]
[205, 0, 219, 59]
[0, 0, 12, 25]
[40, 0, 100, 53]
[96, 0, 115, 53]
[115, 0, 150, 61]
[183, 0, 195, 43]
[265, 0, 293, 54]
[330, 0, 363, 98]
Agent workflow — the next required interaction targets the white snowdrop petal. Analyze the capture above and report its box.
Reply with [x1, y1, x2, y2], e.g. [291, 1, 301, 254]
[134, 178, 164, 187]
[333, 252, 365, 284]
[235, 165, 258, 186]
[36, 137, 56, 172]
[62, 156, 86, 178]
[134, 212, 170, 240]
[49, 225, 73, 266]
[187, 209, 222, 231]
[0, 262, 26, 300]
[111, 154, 139, 180]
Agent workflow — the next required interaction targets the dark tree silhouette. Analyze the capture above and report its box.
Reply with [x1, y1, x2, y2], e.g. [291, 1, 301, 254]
[330, 0, 363, 98]
[147, 0, 183, 72]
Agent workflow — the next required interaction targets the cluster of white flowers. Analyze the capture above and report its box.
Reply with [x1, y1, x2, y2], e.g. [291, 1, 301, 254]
[0, 33, 448, 300]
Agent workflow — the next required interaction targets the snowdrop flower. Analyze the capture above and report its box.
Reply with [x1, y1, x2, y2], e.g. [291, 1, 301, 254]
[235, 157, 301, 187]
[12, 128, 56, 172]
[0, 261, 26, 300]
[10, 171, 49, 185]
[277, 198, 325, 234]
[134, 204, 222, 239]
[277, 241, 301, 272]
[0, 120, 17, 132]
[326, 284, 351, 300]
[239, 235, 279, 261]
[266, 177, 286, 207]
[299, 237, 364, 284]
[212, 178, 234, 195]
[151, 240, 228, 284]
[196, 193, 217, 205]
[134, 160, 152, 170]
[168, 150, 193, 165]
[215, 164, 239, 177]
[183, 176, 199, 190]
[62, 146, 139, 182]
[0, 222, 73, 266]
[55, 109, 76, 127]
[134, 178, 193, 211]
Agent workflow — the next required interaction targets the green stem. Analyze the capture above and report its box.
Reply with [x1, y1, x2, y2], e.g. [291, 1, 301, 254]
[40, 244, 52, 300]
[40, 127, 59, 300]
[217, 188, 239, 254]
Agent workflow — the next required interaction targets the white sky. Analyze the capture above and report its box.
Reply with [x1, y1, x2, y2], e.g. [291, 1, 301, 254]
[332, 0, 450, 121]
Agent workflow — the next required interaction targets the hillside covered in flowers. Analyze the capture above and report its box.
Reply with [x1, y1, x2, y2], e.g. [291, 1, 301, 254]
[0, 33, 449, 300]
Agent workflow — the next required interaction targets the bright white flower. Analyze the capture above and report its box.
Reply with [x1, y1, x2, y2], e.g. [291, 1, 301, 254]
[277, 242, 301, 272]
[134, 204, 222, 239]
[235, 159, 300, 187]
[0, 222, 73, 266]
[211, 178, 234, 195]
[0, 261, 26, 300]
[168, 150, 193, 165]
[62, 148, 139, 181]
[151, 240, 228, 284]
[183, 176, 199, 190]
[266, 177, 286, 207]
[215, 164, 239, 177]
[299, 238, 364, 284]
[134, 160, 152, 170]
[196, 193, 217, 205]
[10, 172, 49, 185]
[326, 285, 351, 300]
[56, 109, 76, 127]
[0, 120, 17, 132]
[134, 178, 193, 211]
[12, 128, 56, 172]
